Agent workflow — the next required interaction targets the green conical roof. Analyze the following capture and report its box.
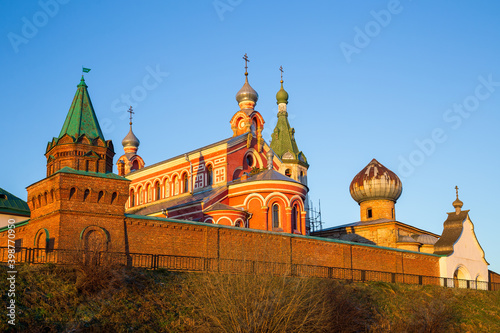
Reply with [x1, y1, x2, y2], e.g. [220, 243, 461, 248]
[270, 112, 300, 159]
[58, 76, 105, 140]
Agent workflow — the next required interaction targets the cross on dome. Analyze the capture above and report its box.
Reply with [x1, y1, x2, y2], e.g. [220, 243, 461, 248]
[128, 106, 134, 126]
[243, 53, 249, 75]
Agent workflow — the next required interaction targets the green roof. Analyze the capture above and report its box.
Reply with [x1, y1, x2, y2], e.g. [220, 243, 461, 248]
[54, 167, 129, 180]
[270, 110, 306, 164]
[0, 187, 30, 216]
[58, 76, 105, 141]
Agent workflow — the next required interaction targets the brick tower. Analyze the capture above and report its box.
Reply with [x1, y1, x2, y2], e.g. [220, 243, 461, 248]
[26, 76, 130, 251]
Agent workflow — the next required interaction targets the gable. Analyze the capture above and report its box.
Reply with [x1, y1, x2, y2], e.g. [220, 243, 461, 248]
[451, 216, 488, 265]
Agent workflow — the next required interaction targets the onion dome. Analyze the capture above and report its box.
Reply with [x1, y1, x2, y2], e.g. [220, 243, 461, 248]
[122, 126, 140, 154]
[236, 75, 258, 108]
[276, 80, 289, 104]
[453, 197, 463, 209]
[350, 159, 402, 204]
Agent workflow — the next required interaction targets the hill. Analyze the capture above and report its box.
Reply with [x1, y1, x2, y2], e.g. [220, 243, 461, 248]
[1, 264, 499, 332]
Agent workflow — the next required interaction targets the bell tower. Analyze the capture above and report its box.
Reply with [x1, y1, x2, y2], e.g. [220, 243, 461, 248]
[229, 54, 265, 152]
[270, 67, 309, 185]
[117, 106, 145, 176]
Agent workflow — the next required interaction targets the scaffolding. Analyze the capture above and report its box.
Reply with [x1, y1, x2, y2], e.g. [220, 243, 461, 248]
[306, 199, 323, 234]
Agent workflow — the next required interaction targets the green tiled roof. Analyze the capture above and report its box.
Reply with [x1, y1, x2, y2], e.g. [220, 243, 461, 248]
[0, 187, 30, 216]
[54, 167, 129, 180]
[270, 112, 299, 159]
[58, 76, 105, 141]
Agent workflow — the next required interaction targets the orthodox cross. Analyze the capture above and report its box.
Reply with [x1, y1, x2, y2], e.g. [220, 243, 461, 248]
[243, 53, 249, 75]
[279, 65, 284, 81]
[128, 106, 134, 126]
[455, 185, 459, 199]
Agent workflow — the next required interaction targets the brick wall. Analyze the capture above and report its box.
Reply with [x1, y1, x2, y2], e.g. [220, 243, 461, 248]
[0, 212, 441, 278]
[122, 216, 441, 276]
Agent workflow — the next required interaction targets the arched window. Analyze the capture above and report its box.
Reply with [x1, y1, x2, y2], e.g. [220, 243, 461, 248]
[367, 208, 373, 219]
[207, 165, 213, 186]
[299, 171, 304, 182]
[272, 204, 280, 229]
[164, 180, 170, 198]
[111, 192, 117, 204]
[391, 208, 395, 219]
[44, 192, 48, 205]
[183, 173, 189, 193]
[69, 187, 76, 200]
[138, 187, 143, 204]
[291, 205, 298, 231]
[131, 159, 139, 171]
[97, 191, 104, 203]
[155, 182, 161, 200]
[83, 189, 90, 202]
[173, 176, 179, 195]
[146, 184, 152, 202]
[246, 154, 254, 168]
[130, 189, 135, 207]
[235, 221, 241, 227]
[285, 169, 291, 177]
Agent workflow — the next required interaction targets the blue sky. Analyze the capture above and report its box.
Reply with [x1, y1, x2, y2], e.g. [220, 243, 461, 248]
[1, 1, 499, 271]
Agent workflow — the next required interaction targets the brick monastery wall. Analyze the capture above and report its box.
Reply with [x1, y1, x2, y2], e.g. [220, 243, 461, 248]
[124, 216, 441, 276]
[0, 213, 440, 277]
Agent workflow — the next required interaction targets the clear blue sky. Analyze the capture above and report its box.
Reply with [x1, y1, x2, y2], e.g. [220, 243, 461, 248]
[1, 1, 499, 272]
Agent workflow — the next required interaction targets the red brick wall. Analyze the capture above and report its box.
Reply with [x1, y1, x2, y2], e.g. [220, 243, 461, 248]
[0, 210, 440, 278]
[122, 216, 441, 277]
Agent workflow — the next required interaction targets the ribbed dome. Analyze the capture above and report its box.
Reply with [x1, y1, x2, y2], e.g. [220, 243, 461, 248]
[236, 76, 258, 106]
[122, 126, 140, 148]
[350, 159, 402, 204]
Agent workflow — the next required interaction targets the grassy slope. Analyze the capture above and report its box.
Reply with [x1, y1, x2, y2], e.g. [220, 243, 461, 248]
[1, 264, 499, 332]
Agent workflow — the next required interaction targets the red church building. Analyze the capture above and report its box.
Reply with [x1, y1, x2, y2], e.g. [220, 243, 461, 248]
[121, 59, 309, 234]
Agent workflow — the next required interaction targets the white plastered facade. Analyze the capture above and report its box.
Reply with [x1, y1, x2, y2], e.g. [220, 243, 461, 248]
[439, 214, 488, 289]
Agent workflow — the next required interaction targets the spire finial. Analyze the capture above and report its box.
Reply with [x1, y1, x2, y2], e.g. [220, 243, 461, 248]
[452, 185, 463, 213]
[243, 53, 249, 76]
[128, 106, 134, 126]
[279, 65, 284, 83]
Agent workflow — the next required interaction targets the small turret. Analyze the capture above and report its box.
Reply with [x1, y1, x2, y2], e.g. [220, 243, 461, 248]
[116, 106, 144, 176]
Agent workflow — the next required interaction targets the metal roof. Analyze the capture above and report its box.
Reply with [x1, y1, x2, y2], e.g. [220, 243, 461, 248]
[58, 76, 105, 141]
[53, 167, 129, 180]
[0, 187, 30, 216]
